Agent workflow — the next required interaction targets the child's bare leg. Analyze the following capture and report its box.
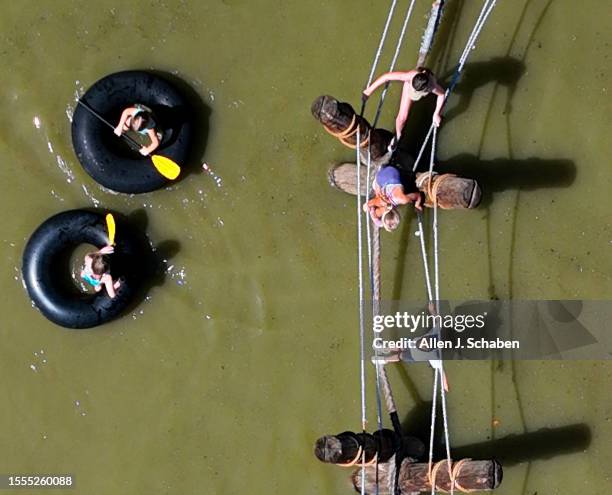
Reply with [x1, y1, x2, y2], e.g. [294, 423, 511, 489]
[113, 280, 121, 290]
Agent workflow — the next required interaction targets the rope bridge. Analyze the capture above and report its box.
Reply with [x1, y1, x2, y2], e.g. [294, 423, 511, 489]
[352, 1, 498, 494]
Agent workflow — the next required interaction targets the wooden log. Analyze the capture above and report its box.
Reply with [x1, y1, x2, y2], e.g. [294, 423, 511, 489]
[352, 455, 503, 494]
[314, 430, 425, 465]
[327, 162, 369, 196]
[311, 95, 394, 164]
[328, 163, 481, 210]
[416, 171, 482, 209]
[314, 430, 394, 465]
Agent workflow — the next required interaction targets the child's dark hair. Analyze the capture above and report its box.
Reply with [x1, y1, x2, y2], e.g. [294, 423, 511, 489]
[91, 253, 110, 275]
[131, 112, 150, 131]
[412, 67, 433, 92]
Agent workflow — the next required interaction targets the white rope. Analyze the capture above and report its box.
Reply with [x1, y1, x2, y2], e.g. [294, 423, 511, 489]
[352, 3, 498, 493]
[457, 0, 497, 70]
[413, 0, 498, 173]
[356, 3, 406, 493]
[372, 0, 417, 127]
[360, 5, 419, 492]
[416, 211, 434, 302]
[366, 0, 399, 88]
[428, 367, 439, 495]
[440, 367, 454, 494]
[430, 126, 440, 306]
[420, 5, 498, 493]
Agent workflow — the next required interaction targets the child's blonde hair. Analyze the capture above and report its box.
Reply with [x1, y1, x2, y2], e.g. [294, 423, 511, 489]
[382, 208, 401, 232]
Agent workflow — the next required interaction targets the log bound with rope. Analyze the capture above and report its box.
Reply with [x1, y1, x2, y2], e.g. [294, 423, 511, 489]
[314, 430, 425, 466]
[311, 95, 394, 164]
[352, 455, 502, 494]
[328, 162, 481, 209]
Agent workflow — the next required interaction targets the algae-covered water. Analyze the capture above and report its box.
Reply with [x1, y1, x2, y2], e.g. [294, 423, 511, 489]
[0, 1, 610, 494]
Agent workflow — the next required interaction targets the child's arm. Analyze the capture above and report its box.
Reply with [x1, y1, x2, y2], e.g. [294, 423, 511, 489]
[114, 108, 136, 136]
[98, 245, 114, 255]
[364, 195, 389, 211]
[391, 189, 423, 211]
[139, 129, 160, 156]
[431, 82, 446, 127]
[363, 71, 414, 98]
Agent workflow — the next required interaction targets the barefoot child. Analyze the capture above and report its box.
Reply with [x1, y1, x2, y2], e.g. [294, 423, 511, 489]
[363, 67, 445, 147]
[364, 165, 423, 232]
[80, 245, 121, 299]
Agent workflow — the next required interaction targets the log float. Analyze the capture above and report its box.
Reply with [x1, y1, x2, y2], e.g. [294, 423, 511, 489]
[352, 455, 502, 494]
[329, 162, 481, 210]
[314, 430, 425, 465]
[311, 95, 394, 165]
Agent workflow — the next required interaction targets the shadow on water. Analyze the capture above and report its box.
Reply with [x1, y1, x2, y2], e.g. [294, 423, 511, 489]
[85, 208, 181, 315]
[438, 154, 576, 208]
[397, 56, 528, 160]
[387, 51, 574, 297]
[427, 0, 465, 73]
[152, 70, 211, 180]
[124, 209, 181, 309]
[400, 401, 591, 466]
[441, 57, 527, 122]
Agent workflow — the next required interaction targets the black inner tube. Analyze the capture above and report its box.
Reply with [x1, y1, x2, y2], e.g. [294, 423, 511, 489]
[22, 210, 146, 329]
[71, 71, 193, 194]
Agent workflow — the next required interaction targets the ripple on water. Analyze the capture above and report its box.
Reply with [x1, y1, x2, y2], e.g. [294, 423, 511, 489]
[166, 264, 188, 286]
[202, 163, 223, 188]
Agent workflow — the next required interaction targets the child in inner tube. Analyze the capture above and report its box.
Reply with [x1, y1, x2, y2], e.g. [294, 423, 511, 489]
[363, 165, 423, 232]
[80, 246, 121, 299]
[114, 104, 161, 156]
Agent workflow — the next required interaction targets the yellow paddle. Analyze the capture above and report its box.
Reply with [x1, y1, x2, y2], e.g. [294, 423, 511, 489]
[151, 155, 180, 180]
[105, 213, 116, 245]
[77, 100, 181, 180]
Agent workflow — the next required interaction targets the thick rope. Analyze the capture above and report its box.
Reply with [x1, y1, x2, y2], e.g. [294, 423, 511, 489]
[428, 458, 475, 493]
[355, 124, 368, 495]
[416, 211, 434, 302]
[418, 0, 447, 67]
[428, 365, 439, 495]
[354, 6, 402, 492]
[361, 0, 418, 427]
[323, 114, 372, 149]
[357, 5, 401, 494]
[440, 367, 454, 493]
[359, 4, 419, 494]
[324, 114, 357, 138]
[336, 445, 379, 468]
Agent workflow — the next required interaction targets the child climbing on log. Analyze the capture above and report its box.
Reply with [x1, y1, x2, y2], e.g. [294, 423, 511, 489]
[80, 245, 121, 298]
[362, 67, 445, 148]
[114, 104, 161, 156]
[364, 165, 423, 232]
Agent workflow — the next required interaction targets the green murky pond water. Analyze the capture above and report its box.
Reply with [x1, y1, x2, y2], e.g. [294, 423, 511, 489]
[0, 1, 610, 493]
